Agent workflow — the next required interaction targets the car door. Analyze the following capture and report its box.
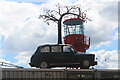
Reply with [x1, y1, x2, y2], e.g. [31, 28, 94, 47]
[50, 45, 62, 64]
[40, 46, 51, 62]
[61, 45, 75, 65]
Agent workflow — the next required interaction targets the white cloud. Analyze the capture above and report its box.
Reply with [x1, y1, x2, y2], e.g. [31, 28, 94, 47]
[6, 0, 48, 2]
[14, 51, 31, 67]
[0, 1, 57, 53]
[91, 50, 118, 69]
[0, 49, 4, 58]
[84, 3, 117, 47]
[0, 53, 3, 58]
[0, 59, 10, 63]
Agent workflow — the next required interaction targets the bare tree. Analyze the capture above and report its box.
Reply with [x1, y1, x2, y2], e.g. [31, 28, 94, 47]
[39, 4, 90, 44]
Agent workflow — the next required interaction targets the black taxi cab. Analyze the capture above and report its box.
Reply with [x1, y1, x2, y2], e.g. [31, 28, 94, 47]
[29, 44, 97, 69]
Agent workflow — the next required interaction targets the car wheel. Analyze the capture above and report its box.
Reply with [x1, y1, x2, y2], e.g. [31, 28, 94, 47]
[40, 61, 49, 68]
[81, 60, 90, 69]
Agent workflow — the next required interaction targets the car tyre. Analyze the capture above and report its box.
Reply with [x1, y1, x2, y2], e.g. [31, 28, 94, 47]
[40, 61, 49, 68]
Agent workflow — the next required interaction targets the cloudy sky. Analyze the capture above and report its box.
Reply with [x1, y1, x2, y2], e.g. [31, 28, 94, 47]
[0, 0, 119, 69]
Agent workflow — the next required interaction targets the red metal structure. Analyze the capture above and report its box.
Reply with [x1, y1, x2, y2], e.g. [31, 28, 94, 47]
[63, 14, 90, 52]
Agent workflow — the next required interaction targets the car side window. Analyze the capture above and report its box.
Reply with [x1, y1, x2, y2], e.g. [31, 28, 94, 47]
[41, 46, 50, 52]
[51, 46, 62, 52]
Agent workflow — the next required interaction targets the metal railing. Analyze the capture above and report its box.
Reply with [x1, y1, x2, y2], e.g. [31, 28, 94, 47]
[0, 61, 23, 68]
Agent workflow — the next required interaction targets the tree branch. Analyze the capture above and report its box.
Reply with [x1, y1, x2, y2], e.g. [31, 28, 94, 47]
[56, 3, 62, 16]
[39, 15, 58, 22]
[39, 4, 89, 26]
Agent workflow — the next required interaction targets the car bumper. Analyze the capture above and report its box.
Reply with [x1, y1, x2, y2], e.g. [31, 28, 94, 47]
[29, 63, 35, 67]
[92, 61, 97, 66]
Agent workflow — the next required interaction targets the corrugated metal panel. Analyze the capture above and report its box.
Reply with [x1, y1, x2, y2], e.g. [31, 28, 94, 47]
[1, 68, 66, 79]
[67, 69, 120, 79]
[1, 68, 120, 79]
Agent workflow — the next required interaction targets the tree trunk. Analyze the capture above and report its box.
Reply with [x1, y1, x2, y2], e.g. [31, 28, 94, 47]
[58, 20, 62, 44]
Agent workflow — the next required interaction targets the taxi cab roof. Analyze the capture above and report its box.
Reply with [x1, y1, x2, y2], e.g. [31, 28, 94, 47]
[38, 44, 72, 47]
